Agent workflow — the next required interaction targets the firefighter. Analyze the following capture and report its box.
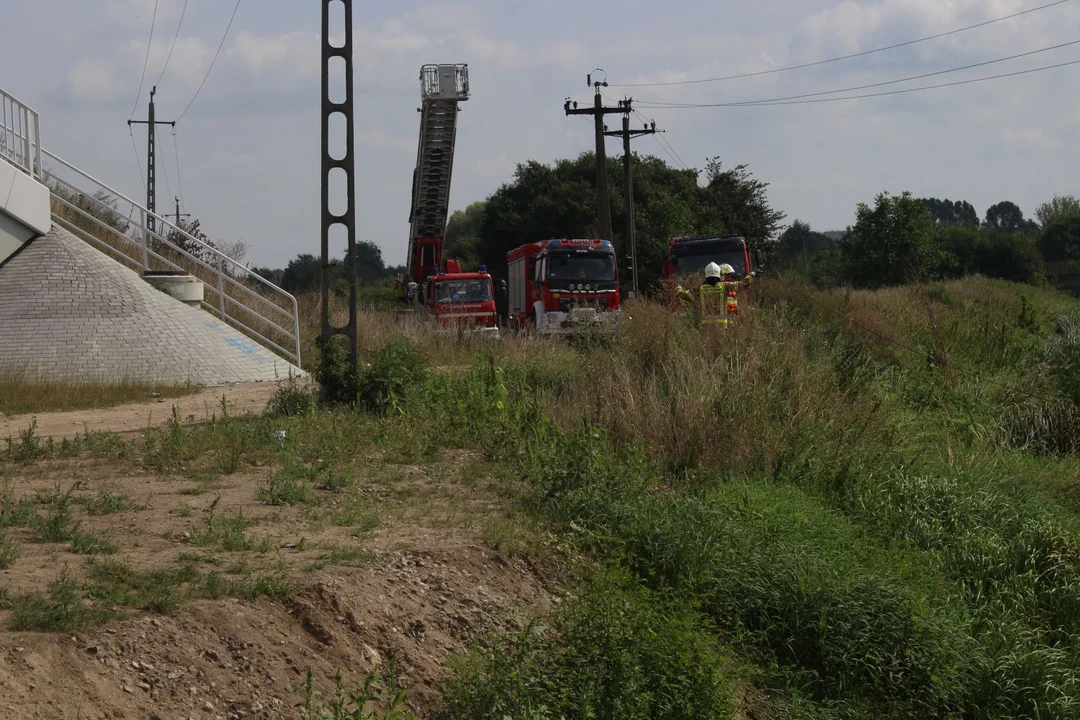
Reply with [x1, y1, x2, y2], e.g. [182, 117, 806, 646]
[700, 262, 755, 325]
[699, 262, 729, 325]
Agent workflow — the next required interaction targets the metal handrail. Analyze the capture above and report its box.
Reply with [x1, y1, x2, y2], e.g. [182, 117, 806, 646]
[48, 177, 295, 329]
[0, 89, 41, 180]
[39, 147, 302, 368]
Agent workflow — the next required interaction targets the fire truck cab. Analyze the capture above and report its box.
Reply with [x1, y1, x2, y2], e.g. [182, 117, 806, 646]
[416, 259, 499, 337]
[662, 234, 763, 308]
[506, 239, 621, 335]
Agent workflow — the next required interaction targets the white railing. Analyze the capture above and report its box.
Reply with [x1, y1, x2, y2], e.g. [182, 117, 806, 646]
[40, 148, 302, 368]
[0, 89, 41, 180]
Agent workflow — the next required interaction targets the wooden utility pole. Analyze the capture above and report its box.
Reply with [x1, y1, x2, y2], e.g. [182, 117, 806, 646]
[128, 86, 174, 234]
[603, 102, 658, 297]
[564, 72, 624, 241]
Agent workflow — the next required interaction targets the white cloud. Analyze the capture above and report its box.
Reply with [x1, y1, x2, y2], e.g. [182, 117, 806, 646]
[227, 30, 319, 86]
[66, 58, 127, 102]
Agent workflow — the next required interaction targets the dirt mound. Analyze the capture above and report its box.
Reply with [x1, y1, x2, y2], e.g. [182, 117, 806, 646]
[0, 545, 551, 719]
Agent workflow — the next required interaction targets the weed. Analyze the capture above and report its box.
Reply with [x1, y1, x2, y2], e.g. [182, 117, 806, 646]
[0, 531, 19, 569]
[267, 374, 318, 417]
[83, 489, 134, 516]
[35, 483, 81, 543]
[5, 420, 50, 462]
[9, 568, 115, 632]
[70, 531, 119, 555]
[0, 479, 37, 528]
[296, 663, 419, 720]
[259, 460, 316, 506]
[189, 497, 256, 551]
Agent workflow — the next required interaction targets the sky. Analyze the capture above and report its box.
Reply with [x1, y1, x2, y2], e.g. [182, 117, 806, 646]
[1, 0, 1077, 268]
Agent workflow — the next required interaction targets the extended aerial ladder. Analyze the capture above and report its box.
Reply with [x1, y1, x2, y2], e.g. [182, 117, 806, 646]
[399, 64, 470, 301]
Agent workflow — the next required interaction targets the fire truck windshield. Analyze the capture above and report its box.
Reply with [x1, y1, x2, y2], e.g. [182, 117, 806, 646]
[671, 248, 747, 277]
[434, 278, 492, 303]
[547, 252, 617, 288]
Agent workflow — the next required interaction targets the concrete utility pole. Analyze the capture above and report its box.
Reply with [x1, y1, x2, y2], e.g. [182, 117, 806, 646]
[564, 71, 624, 241]
[604, 105, 658, 297]
[172, 196, 191, 227]
[128, 86, 174, 234]
[320, 0, 358, 392]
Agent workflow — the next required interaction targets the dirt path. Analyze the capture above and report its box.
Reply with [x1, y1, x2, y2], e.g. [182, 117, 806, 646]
[0, 382, 282, 440]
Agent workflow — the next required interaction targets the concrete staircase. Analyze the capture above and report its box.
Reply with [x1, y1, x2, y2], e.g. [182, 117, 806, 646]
[0, 87, 304, 385]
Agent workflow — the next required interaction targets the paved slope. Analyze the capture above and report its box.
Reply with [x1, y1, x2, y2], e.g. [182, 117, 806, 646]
[0, 227, 301, 385]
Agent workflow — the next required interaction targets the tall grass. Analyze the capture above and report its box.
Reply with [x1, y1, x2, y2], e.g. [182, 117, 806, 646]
[0, 370, 195, 415]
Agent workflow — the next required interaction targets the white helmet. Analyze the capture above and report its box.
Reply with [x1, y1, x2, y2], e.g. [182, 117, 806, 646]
[704, 262, 723, 279]
[717, 263, 735, 276]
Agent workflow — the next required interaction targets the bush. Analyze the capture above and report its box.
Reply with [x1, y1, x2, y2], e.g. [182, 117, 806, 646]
[438, 569, 734, 720]
[356, 335, 428, 415]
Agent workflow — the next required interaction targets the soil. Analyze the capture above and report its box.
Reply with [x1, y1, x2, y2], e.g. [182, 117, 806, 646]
[0, 382, 283, 441]
[0, 396, 560, 718]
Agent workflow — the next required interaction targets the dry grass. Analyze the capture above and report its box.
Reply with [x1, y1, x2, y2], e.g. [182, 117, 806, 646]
[0, 371, 196, 415]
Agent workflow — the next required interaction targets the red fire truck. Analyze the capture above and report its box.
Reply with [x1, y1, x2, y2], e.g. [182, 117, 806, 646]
[416, 259, 499, 337]
[505, 239, 621, 335]
[662, 234, 763, 308]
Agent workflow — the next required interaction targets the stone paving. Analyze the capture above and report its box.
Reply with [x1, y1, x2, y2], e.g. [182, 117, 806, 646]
[0, 227, 304, 385]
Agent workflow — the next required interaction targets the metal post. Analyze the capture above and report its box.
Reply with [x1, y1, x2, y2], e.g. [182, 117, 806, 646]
[622, 114, 638, 296]
[321, 0, 358, 395]
[127, 85, 174, 238]
[217, 254, 227, 320]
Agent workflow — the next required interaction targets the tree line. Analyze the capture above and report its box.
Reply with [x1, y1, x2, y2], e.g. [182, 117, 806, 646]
[777, 193, 1080, 289]
[232, 150, 1080, 296]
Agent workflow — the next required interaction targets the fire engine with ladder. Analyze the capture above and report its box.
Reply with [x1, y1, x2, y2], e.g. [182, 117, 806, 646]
[396, 64, 499, 337]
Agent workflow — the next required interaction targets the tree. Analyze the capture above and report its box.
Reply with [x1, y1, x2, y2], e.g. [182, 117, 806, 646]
[839, 191, 939, 288]
[1036, 195, 1080, 228]
[444, 201, 487, 269]
[699, 158, 787, 260]
[280, 253, 322, 294]
[476, 152, 783, 292]
[919, 198, 979, 227]
[164, 218, 250, 270]
[350, 239, 388, 285]
[978, 232, 1043, 283]
[1039, 216, 1080, 262]
[983, 201, 1038, 234]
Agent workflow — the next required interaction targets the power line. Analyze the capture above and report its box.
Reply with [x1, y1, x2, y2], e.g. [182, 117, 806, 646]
[629, 106, 689, 170]
[612, 0, 1075, 88]
[172, 128, 186, 210]
[637, 38, 1080, 108]
[155, 0, 191, 87]
[156, 125, 175, 203]
[128, 127, 147, 194]
[634, 57, 1080, 109]
[176, 0, 242, 122]
[128, 0, 161, 120]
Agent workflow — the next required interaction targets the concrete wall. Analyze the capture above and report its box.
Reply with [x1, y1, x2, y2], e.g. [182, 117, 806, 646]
[0, 160, 51, 265]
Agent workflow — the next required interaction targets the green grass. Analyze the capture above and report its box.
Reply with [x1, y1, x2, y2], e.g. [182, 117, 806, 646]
[83, 489, 135, 516]
[6, 276, 1080, 717]
[0, 371, 195, 415]
[0, 531, 19, 569]
[438, 568, 736, 720]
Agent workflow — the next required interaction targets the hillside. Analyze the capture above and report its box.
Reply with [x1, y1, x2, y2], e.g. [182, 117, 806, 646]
[3, 276, 1080, 718]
